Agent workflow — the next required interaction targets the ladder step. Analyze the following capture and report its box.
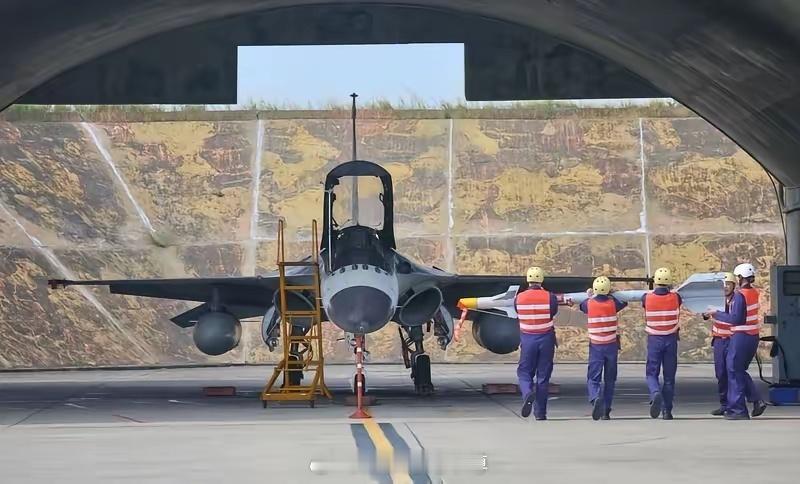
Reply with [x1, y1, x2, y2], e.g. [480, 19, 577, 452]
[283, 285, 318, 291]
[284, 310, 319, 317]
[280, 261, 318, 267]
[272, 365, 324, 372]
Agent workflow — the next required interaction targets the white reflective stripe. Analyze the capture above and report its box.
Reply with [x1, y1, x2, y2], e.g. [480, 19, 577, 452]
[713, 321, 732, 327]
[517, 304, 551, 310]
[645, 310, 679, 316]
[732, 324, 760, 332]
[646, 319, 679, 327]
[646, 326, 679, 335]
[746, 315, 759, 322]
[587, 325, 618, 333]
[746, 304, 760, 311]
[587, 316, 618, 323]
[712, 327, 733, 336]
[520, 321, 555, 331]
[518, 313, 552, 321]
[589, 333, 618, 342]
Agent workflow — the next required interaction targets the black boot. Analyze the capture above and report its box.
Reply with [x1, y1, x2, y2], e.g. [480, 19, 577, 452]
[710, 407, 725, 416]
[662, 410, 674, 420]
[591, 397, 604, 421]
[602, 409, 611, 420]
[649, 392, 663, 419]
[521, 392, 535, 418]
[751, 400, 767, 417]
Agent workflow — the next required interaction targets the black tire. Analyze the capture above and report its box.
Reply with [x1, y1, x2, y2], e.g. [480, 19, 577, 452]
[289, 372, 303, 386]
[288, 355, 303, 386]
[413, 354, 434, 395]
[353, 373, 367, 395]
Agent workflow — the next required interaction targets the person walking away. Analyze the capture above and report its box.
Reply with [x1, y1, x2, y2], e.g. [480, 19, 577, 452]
[516, 266, 559, 421]
[642, 267, 681, 420]
[704, 263, 767, 420]
[579, 276, 627, 421]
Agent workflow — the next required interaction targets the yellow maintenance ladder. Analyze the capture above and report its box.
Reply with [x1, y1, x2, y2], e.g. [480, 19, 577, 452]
[261, 219, 332, 407]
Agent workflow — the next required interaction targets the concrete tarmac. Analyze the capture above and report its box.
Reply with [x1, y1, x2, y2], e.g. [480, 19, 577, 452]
[1, 363, 798, 483]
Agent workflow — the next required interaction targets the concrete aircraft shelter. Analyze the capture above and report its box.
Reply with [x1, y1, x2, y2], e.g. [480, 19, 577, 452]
[2, 0, 800, 259]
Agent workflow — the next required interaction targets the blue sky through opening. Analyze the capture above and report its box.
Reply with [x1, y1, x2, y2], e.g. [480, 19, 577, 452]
[237, 44, 665, 108]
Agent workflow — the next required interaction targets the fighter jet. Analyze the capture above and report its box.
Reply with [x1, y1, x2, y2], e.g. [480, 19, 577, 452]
[48, 95, 650, 395]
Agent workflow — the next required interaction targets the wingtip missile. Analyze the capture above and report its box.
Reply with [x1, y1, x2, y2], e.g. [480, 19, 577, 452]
[456, 285, 520, 316]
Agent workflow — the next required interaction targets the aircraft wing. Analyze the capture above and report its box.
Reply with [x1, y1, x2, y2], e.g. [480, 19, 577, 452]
[47, 267, 315, 327]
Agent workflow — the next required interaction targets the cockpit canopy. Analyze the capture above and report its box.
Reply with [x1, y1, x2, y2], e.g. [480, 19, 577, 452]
[321, 161, 396, 272]
[331, 174, 385, 231]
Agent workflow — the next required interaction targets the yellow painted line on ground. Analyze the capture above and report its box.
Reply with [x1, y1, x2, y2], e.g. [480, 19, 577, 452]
[362, 418, 413, 484]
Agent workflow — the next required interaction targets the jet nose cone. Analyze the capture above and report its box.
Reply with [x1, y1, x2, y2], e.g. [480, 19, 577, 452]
[328, 286, 393, 334]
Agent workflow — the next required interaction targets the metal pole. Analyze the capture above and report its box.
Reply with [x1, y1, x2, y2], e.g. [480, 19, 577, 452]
[783, 186, 800, 265]
[350, 93, 358, 161]
[349, 93, 359, 225]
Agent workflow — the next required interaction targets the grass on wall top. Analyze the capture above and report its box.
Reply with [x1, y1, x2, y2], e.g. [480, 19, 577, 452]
[1, 98, 693, 123]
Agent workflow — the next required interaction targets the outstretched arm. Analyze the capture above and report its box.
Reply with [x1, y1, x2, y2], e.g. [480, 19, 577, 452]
[712, 292, 745, 325]
[550, 292, 559, 318]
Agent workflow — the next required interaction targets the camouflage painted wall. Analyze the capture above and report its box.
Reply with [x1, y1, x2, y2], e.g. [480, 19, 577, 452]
[0, 112, 783, 368]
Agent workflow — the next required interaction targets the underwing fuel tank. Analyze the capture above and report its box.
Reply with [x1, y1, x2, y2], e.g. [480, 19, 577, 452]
[193, 311, 241, 356]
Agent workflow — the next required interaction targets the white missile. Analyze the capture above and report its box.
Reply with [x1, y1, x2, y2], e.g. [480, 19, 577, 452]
[456, 272, 727, 318]
[457, 285, 521, 318]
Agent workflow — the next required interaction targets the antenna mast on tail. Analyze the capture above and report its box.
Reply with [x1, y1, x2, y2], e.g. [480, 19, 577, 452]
[350, 93, 359, 224]
[350, 93, 358, 160]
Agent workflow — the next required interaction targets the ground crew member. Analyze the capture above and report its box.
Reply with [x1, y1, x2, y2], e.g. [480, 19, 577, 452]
[703, 272, 765, 416]
[642, 267, 681, 420]
[516, 266, 559, 421]
[579, 276, 627, 421]
[705, 263, 767, 420]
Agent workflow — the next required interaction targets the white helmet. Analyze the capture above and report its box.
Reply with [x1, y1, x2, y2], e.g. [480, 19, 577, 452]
[733, 263, 756, 279]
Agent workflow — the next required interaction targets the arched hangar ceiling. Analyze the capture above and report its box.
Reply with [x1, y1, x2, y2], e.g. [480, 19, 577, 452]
[3, 0, 800, 185]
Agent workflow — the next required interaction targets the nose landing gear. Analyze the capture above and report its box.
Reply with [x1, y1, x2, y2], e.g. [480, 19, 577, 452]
[349, 333, 370, 419]
[400, 326, 434, 396]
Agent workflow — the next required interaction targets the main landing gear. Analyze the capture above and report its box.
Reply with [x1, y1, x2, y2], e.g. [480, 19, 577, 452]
[400, 326, 434, 396]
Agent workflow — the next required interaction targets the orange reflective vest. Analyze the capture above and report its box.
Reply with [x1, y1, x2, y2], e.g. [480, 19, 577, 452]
[515, 288, 554, 335]
[712, 294, 734, 338]
[733, 287, 761, 336]
[644, 291, 681, 336]
[586, 298, 618, 345]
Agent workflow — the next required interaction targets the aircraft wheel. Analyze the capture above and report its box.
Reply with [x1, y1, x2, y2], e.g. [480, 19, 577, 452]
[287, 355, 303, 386]
[353, 373, 367, 395]
[413, 354, 434, 396]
